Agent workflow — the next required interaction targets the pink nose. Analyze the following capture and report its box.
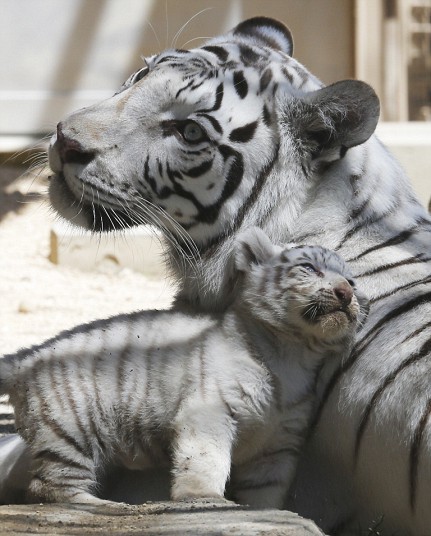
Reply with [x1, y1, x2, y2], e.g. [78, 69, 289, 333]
[334, 282, 353, 306]
[56, 122, 94, 166]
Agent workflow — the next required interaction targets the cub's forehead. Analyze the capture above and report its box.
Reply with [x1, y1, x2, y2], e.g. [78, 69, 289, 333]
[277, 245, 351, 277]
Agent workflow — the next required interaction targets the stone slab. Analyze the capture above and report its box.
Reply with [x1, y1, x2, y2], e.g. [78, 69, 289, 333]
[0, 500, 327, 535]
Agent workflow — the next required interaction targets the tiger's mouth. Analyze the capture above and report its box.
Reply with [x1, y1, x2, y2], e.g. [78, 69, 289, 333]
[49, 172, 136, 232]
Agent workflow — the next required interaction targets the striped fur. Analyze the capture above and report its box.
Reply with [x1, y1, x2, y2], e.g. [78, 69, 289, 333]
[1, 16, 430, 533]
[0, 229, 364, 505]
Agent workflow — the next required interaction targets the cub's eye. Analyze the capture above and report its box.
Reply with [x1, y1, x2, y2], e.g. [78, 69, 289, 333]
[300, 263, 318, 273]
[181, 121, 208, 144]
[347, 279, 355, 287]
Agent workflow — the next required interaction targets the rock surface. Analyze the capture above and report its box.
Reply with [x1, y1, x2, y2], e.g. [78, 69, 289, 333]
[0, 500, 327, 535]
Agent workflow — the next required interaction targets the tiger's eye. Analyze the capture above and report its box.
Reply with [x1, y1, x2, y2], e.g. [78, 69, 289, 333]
[182, 122, 206, 143]
[133, 67, 149, 83]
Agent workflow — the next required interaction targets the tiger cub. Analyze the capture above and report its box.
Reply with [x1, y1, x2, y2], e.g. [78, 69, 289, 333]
[0, 228, 368, 507]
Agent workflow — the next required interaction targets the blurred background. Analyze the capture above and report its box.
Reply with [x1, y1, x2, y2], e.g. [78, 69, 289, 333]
[0, 0, 430, 360]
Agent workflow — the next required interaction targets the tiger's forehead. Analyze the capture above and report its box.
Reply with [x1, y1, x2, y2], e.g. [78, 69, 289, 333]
[277, 245, 351, 277]
[148, 42, 320, 95]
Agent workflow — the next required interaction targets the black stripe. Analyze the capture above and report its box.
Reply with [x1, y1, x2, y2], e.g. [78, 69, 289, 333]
[410, 396, 431, 511]
[355, 337, 431, 462]
[60, 361, 93, 456]
[234, 143, 280, 231]
[209, 83, 224, 112]
[335, 207, 399, 251]
[402, 320, 431, 343]
[183, 160, 213, 178]
[91, 353, 111, 437]
[202, 45, 229, 62]
[238, 44, 261, 66]
[39, 402, 90, 459]
[354, 255, 429, 278]
[370, 275, 431, 304]
[233, 71, 248, 99]
[229, 121, 258, 143]
[262, 105, 271, 126]
[75, 366, 108, 453]
[198, 143, 279, 254]
[349, 196, 371, 220]
[347, 226, 420, 262]
[196, 113, 223, 134]
[259, 68, 272, 93]
[281, 66, 294, 84]
[312, 292, 431, 430]
[175, 79, 194, 99]
[31, 369, 91, 459]
[34, 449, 92, 473]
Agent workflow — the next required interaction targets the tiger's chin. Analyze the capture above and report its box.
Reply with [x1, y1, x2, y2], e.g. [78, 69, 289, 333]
[49, 173, 135, 233]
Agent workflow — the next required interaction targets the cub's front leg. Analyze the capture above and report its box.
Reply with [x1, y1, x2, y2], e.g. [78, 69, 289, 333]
[171, 401, 237, 501]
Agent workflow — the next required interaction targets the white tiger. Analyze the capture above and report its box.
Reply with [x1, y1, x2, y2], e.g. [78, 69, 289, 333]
[1, 16, 431, 534]
[0, 229, 366, 507]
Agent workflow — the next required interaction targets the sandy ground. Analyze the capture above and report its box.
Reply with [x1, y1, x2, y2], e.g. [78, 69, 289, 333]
[0, 165, 176, 356]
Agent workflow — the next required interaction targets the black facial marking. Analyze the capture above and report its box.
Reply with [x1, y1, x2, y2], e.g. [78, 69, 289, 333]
[259, 68, 273, 93]
[281, 66, 294, 84]
[198, 83, 224, 114]
[197, 112, 223, 134]
[183, 160, 213, 178]
[229, 121, 258, 143]
[238, 44, 261, 66]
[262, 105, 272, 126]
[233, 71, 248, 99]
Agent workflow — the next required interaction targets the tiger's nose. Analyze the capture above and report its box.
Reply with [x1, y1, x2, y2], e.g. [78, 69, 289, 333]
[334, 282, 353, 306]
[56, 122, 95, 166]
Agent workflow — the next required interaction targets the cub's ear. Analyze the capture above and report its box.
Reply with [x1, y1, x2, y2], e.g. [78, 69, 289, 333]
[283, 79, 380, 162]
[234, 227, 277, 273]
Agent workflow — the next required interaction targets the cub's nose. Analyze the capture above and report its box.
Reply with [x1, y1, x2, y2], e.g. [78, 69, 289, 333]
[56, 122, 95, 166]
[333, 282, 353, 306]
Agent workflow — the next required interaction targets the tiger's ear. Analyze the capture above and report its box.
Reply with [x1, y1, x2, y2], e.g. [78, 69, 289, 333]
[283, 80, 380, 162]
[232, 17, 293, 55]
[234, 227, 277, 273]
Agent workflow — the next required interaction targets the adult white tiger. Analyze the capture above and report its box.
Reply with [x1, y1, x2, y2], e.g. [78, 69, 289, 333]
[1, 16, 431, 535]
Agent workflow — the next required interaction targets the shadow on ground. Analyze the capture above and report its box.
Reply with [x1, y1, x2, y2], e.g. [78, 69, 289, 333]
[0, 164, 47, 222]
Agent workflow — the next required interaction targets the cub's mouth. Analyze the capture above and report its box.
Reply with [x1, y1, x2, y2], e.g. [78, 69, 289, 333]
[302, 304, 356, 325]
[49, 172, 135, 232]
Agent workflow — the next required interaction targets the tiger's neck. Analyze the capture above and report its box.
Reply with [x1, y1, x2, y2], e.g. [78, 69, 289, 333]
[172, 137, 430, 311]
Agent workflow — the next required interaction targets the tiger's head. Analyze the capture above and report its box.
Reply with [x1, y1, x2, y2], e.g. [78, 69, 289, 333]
[234, 227, 369, 349]
[48, 17, 379, 256]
